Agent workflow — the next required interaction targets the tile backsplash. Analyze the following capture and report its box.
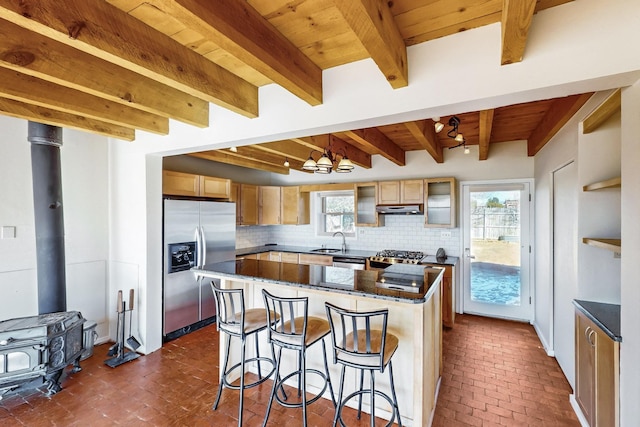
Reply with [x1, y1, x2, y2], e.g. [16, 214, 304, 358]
[237, 214, 460, 257]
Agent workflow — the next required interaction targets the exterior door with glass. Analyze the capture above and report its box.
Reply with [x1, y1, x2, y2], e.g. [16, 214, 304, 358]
[462, 181, 532, 321]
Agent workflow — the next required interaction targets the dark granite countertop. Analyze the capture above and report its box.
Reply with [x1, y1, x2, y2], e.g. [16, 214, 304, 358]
[573, 299, 621, 342]
[236, 245, 458, 265]
[195, 259, 445, 304]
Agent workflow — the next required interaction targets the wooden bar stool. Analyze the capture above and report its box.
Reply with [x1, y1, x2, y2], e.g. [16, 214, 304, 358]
[261, 289, 336, 427]
[210, 282, 279, 427]
[324, 302, 402, 427]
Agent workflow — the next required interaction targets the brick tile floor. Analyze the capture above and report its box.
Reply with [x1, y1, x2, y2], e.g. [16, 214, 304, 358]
[0, 314, 579, 426]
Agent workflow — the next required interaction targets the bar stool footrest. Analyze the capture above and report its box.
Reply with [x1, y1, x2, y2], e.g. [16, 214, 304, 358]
[274, 368, 329, 408]
[221, 356, 276, 390]
[336, 389, 398, 427]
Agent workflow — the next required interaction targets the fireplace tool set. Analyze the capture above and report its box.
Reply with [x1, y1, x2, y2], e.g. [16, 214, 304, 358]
[105, 289, 141, 368]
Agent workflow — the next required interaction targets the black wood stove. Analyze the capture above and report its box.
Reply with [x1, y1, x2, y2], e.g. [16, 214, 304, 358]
[0, 311, 85, 399]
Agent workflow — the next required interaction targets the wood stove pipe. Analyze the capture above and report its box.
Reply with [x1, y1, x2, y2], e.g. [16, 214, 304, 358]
[28, 122, 67, 314]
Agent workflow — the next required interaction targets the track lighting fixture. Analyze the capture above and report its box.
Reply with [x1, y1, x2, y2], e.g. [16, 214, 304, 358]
[446, 116, 469, 154]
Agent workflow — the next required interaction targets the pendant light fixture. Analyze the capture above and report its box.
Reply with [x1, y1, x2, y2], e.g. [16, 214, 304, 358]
[446, 116, 470, 154]
[302, 144, 354, 174]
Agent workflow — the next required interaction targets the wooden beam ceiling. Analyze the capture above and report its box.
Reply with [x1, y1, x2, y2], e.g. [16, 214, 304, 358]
[582, 89, 621, 134]
[478, 109, 495, 160]
[291, 135, 372, 169]
[188, 151, 290, 174]
[0, 17, 209, 128]
[333, 0, 408, 88]
[344, 128, 405, 166]
[0, 0, 259, 117]
[501, 0, 537, 65]
[403, 120, 443, 163]
[224, 146, 309, 172]
[527, 93, 593, 156]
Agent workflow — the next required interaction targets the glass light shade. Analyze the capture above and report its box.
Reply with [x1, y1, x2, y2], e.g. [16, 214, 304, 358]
[283, 159, 290, 167]
[315, 165, 332, 174]
[229, 146, 238, 152]
[302, 157, 318, 170]
[316, 153, 333, 168]
[434, 122, 444, 133]
[336, 157, 354, 172]
[455, 133, 464, 143]
[464, 146, 470, 154]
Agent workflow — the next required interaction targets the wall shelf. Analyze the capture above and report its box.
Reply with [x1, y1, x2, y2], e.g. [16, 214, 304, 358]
[582, 238, 621, 253]
[582, 177, 621, 192]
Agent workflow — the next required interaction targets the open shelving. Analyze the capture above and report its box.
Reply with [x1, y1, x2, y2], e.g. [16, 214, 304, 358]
[582, 238, 621, 253]
[582, 177, 621, 192]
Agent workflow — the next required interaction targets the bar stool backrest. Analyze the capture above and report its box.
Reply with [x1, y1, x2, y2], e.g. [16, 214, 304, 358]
[325, 302, 390, 372]
[262, 290, 308, 349]
[211, 282, 246, 337]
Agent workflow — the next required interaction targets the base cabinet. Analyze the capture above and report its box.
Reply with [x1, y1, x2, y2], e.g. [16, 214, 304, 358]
[424, 263, 455, 327]
[575, 309, 619, 427]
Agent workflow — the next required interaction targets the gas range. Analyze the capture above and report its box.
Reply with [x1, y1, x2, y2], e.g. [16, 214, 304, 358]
[369, 250, 426, 265]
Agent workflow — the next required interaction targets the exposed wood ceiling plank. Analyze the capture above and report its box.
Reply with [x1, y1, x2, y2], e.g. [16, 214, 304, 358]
[0, 0, 258, 118]
[501, 0, 536, 65]
[582, 89, 620, 134]
[0, 96, 135, 141]
[0, 67, 168, 134]
[291, 135, 372, 169]
[150, 0, 323, 105]
[344, 128, 405, 166]
[188, 151, 290, 174]
[478, 109, 495, 160]
[403, 120, 443, 163]
[333, 0, 408, 88]
[0, 18, 208, 127]
[527, 93, 593, 156]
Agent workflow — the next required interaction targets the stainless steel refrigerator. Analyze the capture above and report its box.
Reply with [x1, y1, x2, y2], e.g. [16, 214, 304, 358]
[163, 199, 235, 339]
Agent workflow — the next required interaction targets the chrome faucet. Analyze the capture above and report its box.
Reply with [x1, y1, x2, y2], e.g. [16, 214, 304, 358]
[333, 231, 346, 253]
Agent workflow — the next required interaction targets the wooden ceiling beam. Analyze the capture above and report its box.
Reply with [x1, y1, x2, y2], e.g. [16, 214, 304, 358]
[404, 120, 443, 163]
[0, 0, 258, 118]
[333, 0, 408, 88]
[0, 18, 208, 127]
[0, 67, 169, 134]
[344, 128, 405, 166]
[501, 0, 537, 65]
[0, 96, 135, 141]
[478, 109, 495, 160]
[252, 140, 313, 163]
[224, 146, 308, 172]
[188, 151, 290, 174]
[528, 93, 593, 156]
[582, 89, 620, 134]
[291, 135, 372, 169]
[149, 0, 323, 106]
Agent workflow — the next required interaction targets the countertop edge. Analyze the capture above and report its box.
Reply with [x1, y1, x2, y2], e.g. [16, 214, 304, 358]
[194, 264, 443, 305]
[573, 299, 622, 342]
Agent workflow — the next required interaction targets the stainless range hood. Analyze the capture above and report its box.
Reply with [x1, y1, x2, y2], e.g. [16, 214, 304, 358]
[375, 204, 424, 214]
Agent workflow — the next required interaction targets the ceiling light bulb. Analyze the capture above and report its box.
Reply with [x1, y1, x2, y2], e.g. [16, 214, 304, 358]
[283, 158, 290, 167]
[455, 133, 464, 143]
[464, 146, 470, 154]
[229, 146, 238, 152]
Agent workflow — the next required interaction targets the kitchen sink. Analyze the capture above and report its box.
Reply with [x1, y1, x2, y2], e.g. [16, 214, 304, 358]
[311, 248, 341, 253]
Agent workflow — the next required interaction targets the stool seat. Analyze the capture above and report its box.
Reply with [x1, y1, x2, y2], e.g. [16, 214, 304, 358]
[340, 330, 398, 368]
[277, 316, 331, 347]
[221, 308, 279, 335]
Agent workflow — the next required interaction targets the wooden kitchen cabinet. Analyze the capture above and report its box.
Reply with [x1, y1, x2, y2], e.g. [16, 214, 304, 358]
[230, 183, 241, 225]
[424, 177, 456, 228]
[163, 170, 231, 199]
[355, 182, 383, 227]
[281, 186, 310, 225]
[280, 252, 300, 264]
[377, 180, 424, 205]
[424, 263, 455, 327]
[575, 309, 619, 427]
[298, 253, 333, 266]
[259, 186, 282, 225]
[239, 184, 258, 225]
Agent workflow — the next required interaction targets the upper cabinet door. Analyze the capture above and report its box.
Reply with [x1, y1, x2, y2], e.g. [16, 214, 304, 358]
[163, 170, 199, 197]
[240, 184, 258, 225]
[378, 181, 400, 204]
[259, 186, 282, 225]
[401, 180, 424, 204]
[199, 176, 230, 199]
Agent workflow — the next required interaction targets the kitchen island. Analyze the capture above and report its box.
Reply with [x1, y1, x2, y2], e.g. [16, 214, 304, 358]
[194, 259, 444, 426]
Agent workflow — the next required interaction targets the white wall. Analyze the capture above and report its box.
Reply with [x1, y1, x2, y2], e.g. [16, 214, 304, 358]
[0, 115, 110, 341]
[620, 79, 640, 427]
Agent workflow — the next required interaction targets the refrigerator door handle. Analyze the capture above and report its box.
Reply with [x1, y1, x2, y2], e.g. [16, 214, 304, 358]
[199, 225, 207, 267]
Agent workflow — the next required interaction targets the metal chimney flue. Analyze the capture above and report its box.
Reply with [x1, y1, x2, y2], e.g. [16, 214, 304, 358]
[28, 122, 67, 315]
